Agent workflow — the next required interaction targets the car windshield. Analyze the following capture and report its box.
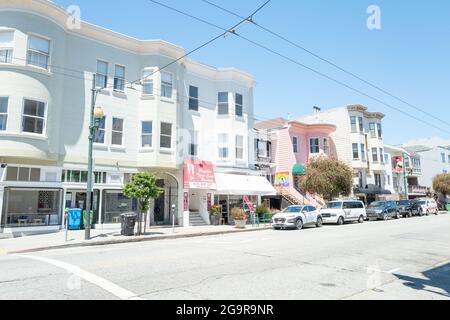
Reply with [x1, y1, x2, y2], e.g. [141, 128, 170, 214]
[419, 201, 427, 205]
[369, 202, 386, 208]
[326, 202, 342, 209]
[397, 200, 409, 206]
[282, 206, 303, 213]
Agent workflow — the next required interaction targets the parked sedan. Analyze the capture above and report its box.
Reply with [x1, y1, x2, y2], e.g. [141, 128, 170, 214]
[272, 205, 323, 230]
[366, 201, 401, 221]
[417, 198, 439, 215]
[396, 200, 422, 218]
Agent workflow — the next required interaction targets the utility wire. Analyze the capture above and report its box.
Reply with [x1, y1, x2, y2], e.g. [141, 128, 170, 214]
[201, 0, 450, 128]
[149, 0, 450, 136]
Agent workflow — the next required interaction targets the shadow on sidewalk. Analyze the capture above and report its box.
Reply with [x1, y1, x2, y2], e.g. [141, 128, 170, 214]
[394, 263, 450, 298]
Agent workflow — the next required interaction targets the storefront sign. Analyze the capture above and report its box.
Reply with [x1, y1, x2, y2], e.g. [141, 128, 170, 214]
[243, 195, 255, 213]
[207, 193, 212, 211]
[183, 160, 217, 190]
[274, 172, 290, 187]
[184, 192, 189, 212]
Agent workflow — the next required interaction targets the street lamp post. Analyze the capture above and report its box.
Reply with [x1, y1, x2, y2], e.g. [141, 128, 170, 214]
[402, 153, 409, 200]
[172, 204, 176, 233]
[85, 74, 104, 240]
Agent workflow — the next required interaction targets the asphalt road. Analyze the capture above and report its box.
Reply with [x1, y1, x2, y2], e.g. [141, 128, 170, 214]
[1, 213, 449, 300]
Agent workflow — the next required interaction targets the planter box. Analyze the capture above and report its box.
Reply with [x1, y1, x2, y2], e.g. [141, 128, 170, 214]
[234, 220, 246, 229]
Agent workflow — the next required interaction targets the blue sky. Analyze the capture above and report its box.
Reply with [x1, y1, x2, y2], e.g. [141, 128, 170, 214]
[55, 0, 450, 145]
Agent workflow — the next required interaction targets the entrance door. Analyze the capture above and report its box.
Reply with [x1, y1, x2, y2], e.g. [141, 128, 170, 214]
[154, 191, 165, 225]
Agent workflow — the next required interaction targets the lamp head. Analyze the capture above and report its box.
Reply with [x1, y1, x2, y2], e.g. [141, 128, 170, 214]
[94, 106, 104, 119]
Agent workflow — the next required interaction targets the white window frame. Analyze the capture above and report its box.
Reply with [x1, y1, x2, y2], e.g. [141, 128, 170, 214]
[323, 138, 330, 155]
[0, 96, 8, 131]
[292, 136, 299, 153]
[377, 123, 383, 139]
[96, 60, 108, 89]
[258, 139, 268, 158]
[358, 117, 364, 133]
[111, 117, 124, 146]
[160, 122, 173, 150]
[188, 130, 198, 157]
[141, 121, 153, 149]
[352, 143, 360, 160]
[21, 98, 47, 136]
[236, 135, 244, 160]
[235, 93, 243, 117]
[372, 148, 379, 163]
[218, 133, 229, 159]
[93, 116, 107, 145]
[360, 144, 366, 161]
[26, 33, 51, 70]
[309, 137, 320, 154]
[142, 69, 154, 96]
[218, 92, 229, 115]
[0, 29, 14, 64]
[161, 71, 173, 99]
[369, 122, 377, 138]
[114, 64, 126, 92]
[350, 116, 357, 133]
[380, 148, 384, 164]
[188, 85, 199, 111]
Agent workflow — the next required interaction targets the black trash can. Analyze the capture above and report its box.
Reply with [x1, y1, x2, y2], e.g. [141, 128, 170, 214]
[120, 212, 138, 236]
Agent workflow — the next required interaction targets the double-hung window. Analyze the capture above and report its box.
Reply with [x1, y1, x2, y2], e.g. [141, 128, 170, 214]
[369, 123, 377, 138]
[218, 92, 229, 115]
[111, 118, 124, 146]
[323, 138, 330, 155]
[218, 134, 229, 159]
[372, 148, 379, 162]
[258, 140, 268, 158]
[292, 137, 299, 153]
[350, 116, 357, 133]
[358, 117, 364, 133]
[93, 116, 106, 144]
[114, 65, 125, 92]
[189, 130, 198, 157]
[96, 60, 108, 88]
[235, 93, 243, 117]
[448, 155, 450, 164]
[377, 123, 382, 139]
[141, 121, 153, 148]
[441, 153, 446, 163]
[310, 138, 320, 154]
[161, 72, 173, 98]
[142, 69, 154, 96]
[0, 30, 14, 64]
[380, 148, 384, 164]
[27, 35, 50, 69]
[189, 86, 199, 111]
[160, 122, 172, 149]
[236, 135, 244, 160]
[22, 99, 46, 135]
[360, 144, 366, 161]
[0, 97, 8, 131]
[352, 143, 359, 160]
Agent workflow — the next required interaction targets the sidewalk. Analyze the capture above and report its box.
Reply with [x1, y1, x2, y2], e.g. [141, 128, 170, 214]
[0, 224, 272, 255]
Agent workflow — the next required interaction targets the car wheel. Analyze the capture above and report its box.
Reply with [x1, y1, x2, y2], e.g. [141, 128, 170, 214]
[395, 211, 401, 219]
[358, 215, 364, 223]
[383, 214, 389, 221]
[295, 219, 303, 230]
[337, 216, 344, 225]
[435, 209, 439, 215]
[408, 211, 413, 218]
[316, 217, 323, 228]
[418, 208, 423, 217]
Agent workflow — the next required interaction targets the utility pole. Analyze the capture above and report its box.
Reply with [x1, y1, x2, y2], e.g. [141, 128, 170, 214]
[85, 74, 104, 240]
[402, 152, 408, 200]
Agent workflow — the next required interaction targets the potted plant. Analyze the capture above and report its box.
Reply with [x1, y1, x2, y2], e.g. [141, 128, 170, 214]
[209, 205, 221, 225]
[231, 207, 247, 229]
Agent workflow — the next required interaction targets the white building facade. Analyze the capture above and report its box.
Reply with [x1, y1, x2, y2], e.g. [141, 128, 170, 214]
[297, 105, 391, 203]
[0, 0, 274, 237]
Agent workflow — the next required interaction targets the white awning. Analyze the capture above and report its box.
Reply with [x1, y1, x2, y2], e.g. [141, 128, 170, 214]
[214, 173, 277, 196]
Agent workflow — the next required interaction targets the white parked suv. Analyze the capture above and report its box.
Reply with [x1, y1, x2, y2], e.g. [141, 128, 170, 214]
[321, 200, 366, 225]
[272, 205, 323, 230]
[417, 198, 439, 215]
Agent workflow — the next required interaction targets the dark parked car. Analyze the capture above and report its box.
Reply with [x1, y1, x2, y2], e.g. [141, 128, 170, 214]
[366, 201, 401, 221]
[396, 200, 422, 218]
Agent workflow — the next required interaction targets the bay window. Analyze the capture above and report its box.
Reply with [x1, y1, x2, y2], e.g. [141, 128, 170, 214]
[96, 60, 108, 88]
[310, 138, 320, 154]
[114, 65, 125, 92]
[236, 135, 244, 160]
[352, 143, 359, 160]
[141, 121, 153, 148]
[372, 148, 379, 162]
[27, 35, 50, 69]
[160, 122, 172, 149]
[218, 134, 229, 159]
[189, 86, 199, 111]
[0, 97, 7, 131]
[218, 92, 229, 115]
[235, 93, 243, 117]
[0, 30, 14, 63]
[111, 118, 124, 146]
[142, 69, 154, 95]
[161, 72, 173, 98]
[93, 116, 106, 144]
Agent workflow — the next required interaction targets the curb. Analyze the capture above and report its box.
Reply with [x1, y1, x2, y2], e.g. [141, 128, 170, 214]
[7, 226, 272, 254]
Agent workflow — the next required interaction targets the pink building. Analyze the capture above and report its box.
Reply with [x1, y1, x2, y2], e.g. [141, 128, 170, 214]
[255, 118, 336, 208]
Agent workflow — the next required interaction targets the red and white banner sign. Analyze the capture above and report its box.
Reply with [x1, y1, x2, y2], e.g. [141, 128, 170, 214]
[184, 192, 189, 211]
[244, 196, 255, 213]
[183, 160, 217, 190]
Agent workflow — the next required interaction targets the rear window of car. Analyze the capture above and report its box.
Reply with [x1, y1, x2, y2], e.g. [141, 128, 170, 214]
[326, 202, 342, 209]
[284, 206, 302, 213]
[398, 200, 409, 206]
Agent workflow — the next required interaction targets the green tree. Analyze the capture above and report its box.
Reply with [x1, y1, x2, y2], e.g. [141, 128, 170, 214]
[433, 173, 450, 197]
[123, 172, 163, 235]
[300, 157, 353, 201]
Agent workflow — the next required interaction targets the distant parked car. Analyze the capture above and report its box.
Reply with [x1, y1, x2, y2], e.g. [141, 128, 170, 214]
[272, 205, 323, 230]
[396, 200, 422, 218]
[321, 200, 366, 225]
[417, 198, 439, 215]
[366, 201, 401, 221]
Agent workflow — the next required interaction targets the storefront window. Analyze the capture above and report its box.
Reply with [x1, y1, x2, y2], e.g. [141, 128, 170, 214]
[102, 190, 137, 224]
[2, 188, 62, 228]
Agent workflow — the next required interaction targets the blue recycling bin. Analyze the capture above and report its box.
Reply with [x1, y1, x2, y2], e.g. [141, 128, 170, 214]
[68, 208, 82, 230]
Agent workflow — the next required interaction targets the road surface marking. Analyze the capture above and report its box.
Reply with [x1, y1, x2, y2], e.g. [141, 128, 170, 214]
[387, 268, 401, 274]
[15, 254, 144, 300]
